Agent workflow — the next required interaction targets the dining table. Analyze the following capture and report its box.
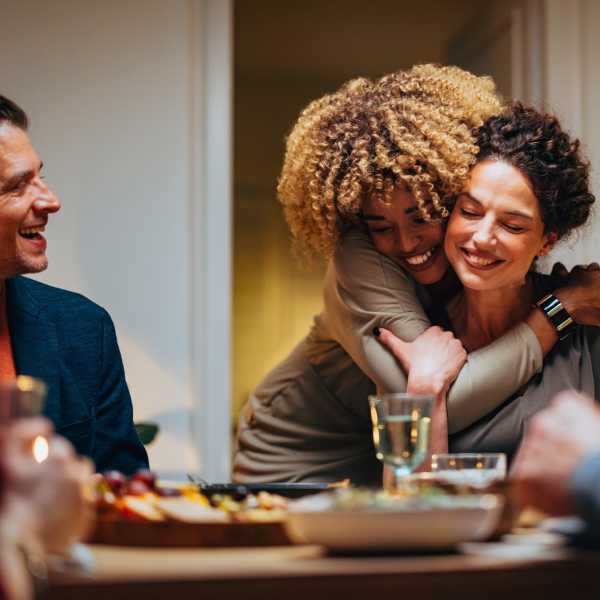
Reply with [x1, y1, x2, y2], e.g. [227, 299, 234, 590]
[40, 535, 600, 600]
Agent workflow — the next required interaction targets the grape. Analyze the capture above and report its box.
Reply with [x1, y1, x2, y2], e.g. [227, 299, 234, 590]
[231, 486, 249, 502]
[103, 470, 126, 495]
[131, 469, 157, 490]
[126, 479, 150, 496]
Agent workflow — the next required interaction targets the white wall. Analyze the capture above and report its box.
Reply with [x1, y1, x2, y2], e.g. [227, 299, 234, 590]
[541, 0, 600, 268]
[449, 0, 600, 269]
[0, 0, 232, 479]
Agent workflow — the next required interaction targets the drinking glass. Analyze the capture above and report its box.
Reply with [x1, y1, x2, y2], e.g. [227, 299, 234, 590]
[431, 453, 506, 488]
[0, 376, 48, 462]
[369, 393, 434, 490]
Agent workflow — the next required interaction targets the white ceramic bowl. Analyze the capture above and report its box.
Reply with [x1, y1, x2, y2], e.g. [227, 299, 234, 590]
[285, 494, 503, 551]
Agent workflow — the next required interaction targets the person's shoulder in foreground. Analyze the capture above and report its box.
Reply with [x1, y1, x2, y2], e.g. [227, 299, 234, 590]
[7, 275, 148, 475]
[512, 390, 600, 545]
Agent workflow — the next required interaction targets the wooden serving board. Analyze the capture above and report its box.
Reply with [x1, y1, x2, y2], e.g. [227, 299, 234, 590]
[88, 519, 292, 548]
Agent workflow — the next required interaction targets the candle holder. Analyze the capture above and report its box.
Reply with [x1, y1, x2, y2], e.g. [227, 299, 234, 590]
[0, 375, 48, 462]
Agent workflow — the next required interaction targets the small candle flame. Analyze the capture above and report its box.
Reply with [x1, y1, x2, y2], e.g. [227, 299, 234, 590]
[33, 435, 49, 463]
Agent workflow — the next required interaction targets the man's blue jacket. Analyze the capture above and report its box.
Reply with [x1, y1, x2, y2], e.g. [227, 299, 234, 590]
[7, 276, 149, 474]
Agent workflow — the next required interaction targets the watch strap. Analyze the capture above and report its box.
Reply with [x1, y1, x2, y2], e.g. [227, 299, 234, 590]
[535, 293, 576, 340]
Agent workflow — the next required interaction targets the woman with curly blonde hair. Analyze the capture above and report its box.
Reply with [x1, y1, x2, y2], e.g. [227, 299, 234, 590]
[281, 64, 499, 260]
[234, 65, 600, 485]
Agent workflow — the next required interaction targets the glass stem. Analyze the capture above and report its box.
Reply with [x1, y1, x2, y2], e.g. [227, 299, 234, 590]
[382, 465, 412, 492]
[394, 466, 411, 480]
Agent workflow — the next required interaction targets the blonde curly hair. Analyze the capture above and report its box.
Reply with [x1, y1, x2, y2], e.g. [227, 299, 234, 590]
[278, 64, 503, 259]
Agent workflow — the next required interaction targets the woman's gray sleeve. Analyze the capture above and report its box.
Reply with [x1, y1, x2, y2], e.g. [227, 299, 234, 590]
[446, 323, 542, 433]
[324, 232, 429, 393]
[326, 231, 544, 433]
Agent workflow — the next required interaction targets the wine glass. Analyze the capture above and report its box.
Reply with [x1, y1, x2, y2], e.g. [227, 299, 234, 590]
[431, 453, 507, 488]
[369, 393, 434, 491]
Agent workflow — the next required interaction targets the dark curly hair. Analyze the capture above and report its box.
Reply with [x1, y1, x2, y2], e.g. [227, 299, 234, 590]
[475, 102, 594, 241]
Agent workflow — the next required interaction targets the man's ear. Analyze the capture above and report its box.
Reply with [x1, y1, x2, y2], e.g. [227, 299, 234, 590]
[538, 231, 558, 257]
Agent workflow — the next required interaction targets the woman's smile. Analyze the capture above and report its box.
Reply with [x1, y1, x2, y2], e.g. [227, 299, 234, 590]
[445, 160, 549, 292]
[459, 247, 505, 270]
[402, 244, 443, 271]
[362, 188, 448, 285]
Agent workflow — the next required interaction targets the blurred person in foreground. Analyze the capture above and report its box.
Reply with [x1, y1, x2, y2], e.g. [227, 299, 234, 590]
[513, 390, 600, 544]
[0, 418, 93, 599]
[0, 95, 147, 474]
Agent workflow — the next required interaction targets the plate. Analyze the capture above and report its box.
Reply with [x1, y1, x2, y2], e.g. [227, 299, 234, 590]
[285, 493, 504, 551]
[88, 519, 291, 548]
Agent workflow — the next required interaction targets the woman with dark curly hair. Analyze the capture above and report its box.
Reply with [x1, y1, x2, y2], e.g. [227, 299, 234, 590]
[413, 102, 599, 463]
[234, 66, 600, 485]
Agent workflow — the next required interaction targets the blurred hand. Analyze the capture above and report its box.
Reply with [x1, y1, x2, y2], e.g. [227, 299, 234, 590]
[376, 325, 467, 397]
[553, 262, 600, 326]
[1, 418, 95, 555]
[512, 391, 600, 515]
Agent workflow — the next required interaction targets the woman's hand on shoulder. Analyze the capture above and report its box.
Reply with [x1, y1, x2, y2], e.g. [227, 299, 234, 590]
[553, 261, 600, 326]
[375, 326, 467, 397]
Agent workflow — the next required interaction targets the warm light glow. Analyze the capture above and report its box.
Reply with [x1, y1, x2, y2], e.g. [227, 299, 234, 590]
[33, 435, 49, 463]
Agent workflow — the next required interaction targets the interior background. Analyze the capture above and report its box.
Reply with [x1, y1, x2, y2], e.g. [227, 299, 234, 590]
[1, 0, 597, 480]
[233, 0, 600, 424]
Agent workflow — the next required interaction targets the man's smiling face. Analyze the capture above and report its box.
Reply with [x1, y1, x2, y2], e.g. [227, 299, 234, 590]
[0, 122, 61, 279]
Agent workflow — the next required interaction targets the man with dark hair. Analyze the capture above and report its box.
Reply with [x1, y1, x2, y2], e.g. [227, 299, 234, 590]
[0, 94, 148, 474]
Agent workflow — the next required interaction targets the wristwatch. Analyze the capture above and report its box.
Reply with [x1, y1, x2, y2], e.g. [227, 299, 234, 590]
[536, 293, 576, 340]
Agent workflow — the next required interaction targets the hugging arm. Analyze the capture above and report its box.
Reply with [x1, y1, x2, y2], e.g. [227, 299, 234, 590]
[326, 231, 600, 434]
